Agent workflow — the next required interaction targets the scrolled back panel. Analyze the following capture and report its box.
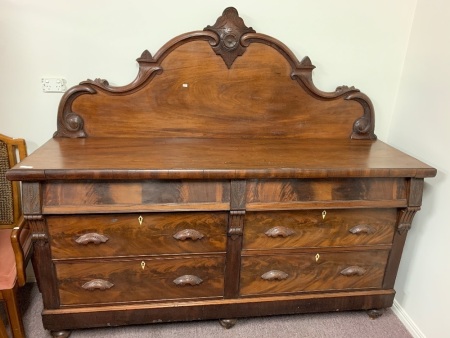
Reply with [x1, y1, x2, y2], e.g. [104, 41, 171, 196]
[57, 7, 374, 140]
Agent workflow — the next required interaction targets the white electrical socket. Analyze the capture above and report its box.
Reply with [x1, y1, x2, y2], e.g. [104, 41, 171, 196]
[41, 78, 67, 93]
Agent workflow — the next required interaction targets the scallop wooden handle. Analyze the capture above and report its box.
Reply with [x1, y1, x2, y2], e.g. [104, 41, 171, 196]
[173, 229, 205, 241]
[75, 233, 109, 245]
[265, 226, 295, 238]
[173, 275, 203, 286]
[82, 279, 114, 290]
[261, 270, 289, 281]
[349, 225, 376, 235]
[340, 266, 367, 276]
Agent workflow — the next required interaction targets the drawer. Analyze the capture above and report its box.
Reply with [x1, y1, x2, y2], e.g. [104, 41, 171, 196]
[48, 212, 227, 259]
[43, 180, 230, 213]
[56, 255, 225, 305]
[243, 209, 397, 250]
[246, 178, 407, 209]
[240, 250, 389, 296]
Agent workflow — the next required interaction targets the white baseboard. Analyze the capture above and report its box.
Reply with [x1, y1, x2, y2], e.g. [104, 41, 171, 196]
[392, 299, 426, 338]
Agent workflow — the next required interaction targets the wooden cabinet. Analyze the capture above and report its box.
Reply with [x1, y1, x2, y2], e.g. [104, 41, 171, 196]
[7, 7, 436, 337]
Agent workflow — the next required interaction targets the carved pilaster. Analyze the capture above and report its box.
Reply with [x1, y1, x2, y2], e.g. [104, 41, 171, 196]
[22, 182, 42, 215]
[25, 215, 48, 242]
[228, 210, 245, 240]
[229, 180, 246, 240]
[397, 206, 421, 235]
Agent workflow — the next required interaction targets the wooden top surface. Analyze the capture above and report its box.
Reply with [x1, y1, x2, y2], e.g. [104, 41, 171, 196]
[7, 137, 436, 180]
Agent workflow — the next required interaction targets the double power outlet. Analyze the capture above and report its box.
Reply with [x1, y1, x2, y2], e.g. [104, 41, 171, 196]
[41, 78, 67, 93]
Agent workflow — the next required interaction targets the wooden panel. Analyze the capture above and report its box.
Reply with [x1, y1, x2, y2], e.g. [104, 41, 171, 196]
[48, 212, 227, 259]
[56, 255, 225, 305]
[240, 250, 389, 296]
[246, 178, 407, 209]
[42, 180, 230, 213]
[243, 209, 397, 250]
[70, 42, 363, 140]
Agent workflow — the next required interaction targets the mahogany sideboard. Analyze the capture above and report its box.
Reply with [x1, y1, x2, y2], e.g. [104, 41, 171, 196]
[7, 7, 436, 337]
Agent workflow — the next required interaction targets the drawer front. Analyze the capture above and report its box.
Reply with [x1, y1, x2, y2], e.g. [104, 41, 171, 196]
[243, 209, 397, 250]
[246, 178, 406, 208]
[240, 250, 389, 296]
[48, 212, 227, 259]
[56, 255, 225, 305]
[43, 180, 230, 213]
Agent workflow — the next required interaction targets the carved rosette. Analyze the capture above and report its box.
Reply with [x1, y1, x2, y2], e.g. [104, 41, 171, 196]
[397, 207, 421, 235]
[204, 7, 255, 69]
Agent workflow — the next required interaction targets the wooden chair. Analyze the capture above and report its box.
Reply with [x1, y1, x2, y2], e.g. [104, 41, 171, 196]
[0, 134, 33, 338]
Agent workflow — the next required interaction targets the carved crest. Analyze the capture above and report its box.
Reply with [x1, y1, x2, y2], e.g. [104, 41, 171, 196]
[204, 7, 255, 69]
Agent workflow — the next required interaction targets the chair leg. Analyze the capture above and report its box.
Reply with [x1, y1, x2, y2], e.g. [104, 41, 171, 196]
[3, 284, 26, 338]
[0, 315, 9, 338]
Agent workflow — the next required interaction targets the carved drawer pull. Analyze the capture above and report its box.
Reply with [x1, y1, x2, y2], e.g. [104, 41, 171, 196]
[75, 233, 109, 245]
[265, 226, 295, 238]
[261, 270, 289, 281]
[173, 229, 205, 241]
[349, 225, 376, 235]
[82, 279, 114, 291]
[173, 275, 203, 286]
[340, 266, 367, 277]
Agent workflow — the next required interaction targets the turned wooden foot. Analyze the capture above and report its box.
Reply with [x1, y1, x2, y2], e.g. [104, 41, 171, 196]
[367, 309, 384, 319]
[51, 330, 71, 338]
[219, 318, 237, 329]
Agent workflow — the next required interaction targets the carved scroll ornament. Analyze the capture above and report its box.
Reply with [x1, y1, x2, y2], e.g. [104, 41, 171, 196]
[397, 207, 420, 235]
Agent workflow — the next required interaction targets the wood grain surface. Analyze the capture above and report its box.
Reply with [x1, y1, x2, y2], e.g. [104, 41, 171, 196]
[56, 255, 225, 305]
[8, 137, 436, 181]
[48, 212, 227, 259]
[243, 209, 397, 250]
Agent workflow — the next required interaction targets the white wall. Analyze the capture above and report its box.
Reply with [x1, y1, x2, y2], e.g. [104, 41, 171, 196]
[389, 0, 450, 336]
[2, 0, 445, 336]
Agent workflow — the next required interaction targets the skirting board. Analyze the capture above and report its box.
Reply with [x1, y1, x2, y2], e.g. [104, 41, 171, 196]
[392, 299, 425, 338]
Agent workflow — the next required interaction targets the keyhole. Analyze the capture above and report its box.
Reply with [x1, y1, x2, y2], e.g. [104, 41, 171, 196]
[322, 210, 326, 219]
[141, 261, 146, 270]
[138, 215, 143, 225]
[315, 253, 320, 262]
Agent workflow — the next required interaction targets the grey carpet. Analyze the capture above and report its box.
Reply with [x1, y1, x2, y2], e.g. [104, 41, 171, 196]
[2, 283, 412, 338]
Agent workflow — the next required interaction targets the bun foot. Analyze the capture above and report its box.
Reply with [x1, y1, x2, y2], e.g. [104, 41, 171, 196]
[219, 318, 237, 329]
[367, 309, 384, 319]
[51, 330, 71, 338]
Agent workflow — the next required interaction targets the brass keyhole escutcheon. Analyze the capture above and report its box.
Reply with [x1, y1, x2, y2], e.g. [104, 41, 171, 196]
[322, 210, 326, 219]
[138, 215, 143, 225]
[315, 253, 320, 262]
[141, 261, 146, 270]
